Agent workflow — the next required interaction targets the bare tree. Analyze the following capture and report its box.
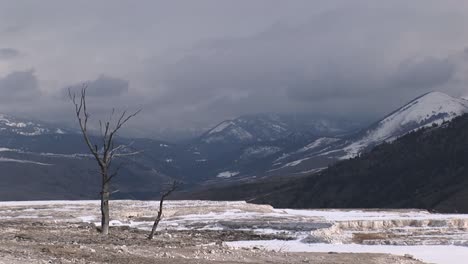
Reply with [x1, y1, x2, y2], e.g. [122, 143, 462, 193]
[148, 181, 179, 240]
[69, 85, 141, 235]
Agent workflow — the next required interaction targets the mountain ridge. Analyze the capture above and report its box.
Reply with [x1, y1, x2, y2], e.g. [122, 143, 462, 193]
[0, 91, 466, 200]
[267, 91, 468, 176]
[183, 113, 468, 213]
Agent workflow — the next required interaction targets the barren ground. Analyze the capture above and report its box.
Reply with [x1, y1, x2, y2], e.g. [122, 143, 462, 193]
[0, 220, 423, 264]
[0, 200, 455, 263]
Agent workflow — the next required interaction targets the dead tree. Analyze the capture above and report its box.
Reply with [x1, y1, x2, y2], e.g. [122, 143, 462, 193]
[69, 85, 140, 235]
[148, 181, 179, 240]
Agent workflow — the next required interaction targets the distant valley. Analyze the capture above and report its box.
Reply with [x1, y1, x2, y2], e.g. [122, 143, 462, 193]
[0, 91, 467, 204]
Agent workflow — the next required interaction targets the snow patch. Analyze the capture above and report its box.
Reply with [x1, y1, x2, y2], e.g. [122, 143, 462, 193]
[227, 241, 468, 264]
[216, 171, 240, 178]
[283, 157, 310, 167]
[297, 138, 339, 153]
[0, 157, 52, 166]
[342, 92, 468, 159]
[208, 121, 235, 135]
[241, 146, 281, 159]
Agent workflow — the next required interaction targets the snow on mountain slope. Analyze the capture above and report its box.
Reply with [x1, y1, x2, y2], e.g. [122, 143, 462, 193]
[241, 146, 282, 159]
[200, 114, 360, 145]
[207, 121, 237, 135]
[202, 115, 287, 144]
[203, 121, 254, 143]
[296, 137, 340, 154]
[270, 92, 468, 173]
[343, 92, 468, 158]
[0, 114, 71, 136]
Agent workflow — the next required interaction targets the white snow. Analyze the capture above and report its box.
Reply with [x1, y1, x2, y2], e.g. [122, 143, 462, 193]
[37, 152, 90, 159]
[208, 121, 235, 135]
[282, 157, 311, 168]
[0, 148, 18, 152]
[1, 200, 467, 264]
[297, 137, 339, 153]
[0, 200, 100, 206]
[78, 215, 96, 222]
[0, 114, 69, 136]
[280, 208, 468, 221]
[216, 171, 240, 178]
[204, 124, 254, 143]
[342, 92, 468, 158]
[5, 122, 27, 128]
[227, 241, 468, 264]
[273, 152, 291, 162]
[293, 167, 327, 175]
[0, 157, 52, 166]
[268, 157, 318, 173]
[0, 147, 90, 159]
[242, 146, 281, 159]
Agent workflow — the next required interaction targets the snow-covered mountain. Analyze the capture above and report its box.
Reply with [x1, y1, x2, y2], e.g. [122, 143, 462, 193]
[2, 91, 466, 197]
[199, 113, 359, 144]
[342, 91, 468, 158]
[0, 113, 185, 200]
[0, 114, 72, 136]
[177, 113, 364, 181]
[267, 92, 468, 176]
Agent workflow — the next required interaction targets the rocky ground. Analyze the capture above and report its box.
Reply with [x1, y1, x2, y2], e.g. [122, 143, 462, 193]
[0, 220, 423, 264]
[1, 200, 464, 263]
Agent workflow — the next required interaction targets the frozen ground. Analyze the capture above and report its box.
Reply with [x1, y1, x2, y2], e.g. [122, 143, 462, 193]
[0, 200, 466, 263]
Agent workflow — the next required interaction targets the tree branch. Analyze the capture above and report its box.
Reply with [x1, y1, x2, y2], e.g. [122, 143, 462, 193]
[148, 181, 180, 240]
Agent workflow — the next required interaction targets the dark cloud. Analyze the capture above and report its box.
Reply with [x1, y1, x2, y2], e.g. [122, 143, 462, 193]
[0, 48, 19, 60]
[0, 70, 40, 101]
[1, 1, 468, 137]
[139, 2, 468, 129]
[65, 75, 129, 98]
[392, 57, 455, 89]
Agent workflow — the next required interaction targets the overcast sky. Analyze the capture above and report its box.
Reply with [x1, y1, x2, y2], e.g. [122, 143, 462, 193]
[1, 0, 468, 138]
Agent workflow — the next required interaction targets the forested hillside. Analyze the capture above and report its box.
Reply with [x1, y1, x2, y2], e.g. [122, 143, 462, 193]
[189, 114, 468, 213]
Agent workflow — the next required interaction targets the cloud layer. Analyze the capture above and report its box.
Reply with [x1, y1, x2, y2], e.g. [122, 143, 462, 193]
[1, 0, 468, 139]
[0, 48, 19, 60]
[65, 75, 129, 98]
[0, 70, 40, 101]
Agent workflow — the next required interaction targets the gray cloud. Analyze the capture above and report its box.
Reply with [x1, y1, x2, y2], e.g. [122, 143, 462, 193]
[0, 48, 19, 60]
[65, 75, 129, 98]
[0, 1, 468, 138]
[392, 57, 455, 89]
[0, 70, 40, 101]
[146, 2, 468, 125]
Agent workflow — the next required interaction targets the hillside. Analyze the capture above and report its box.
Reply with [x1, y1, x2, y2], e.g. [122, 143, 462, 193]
[0, 112, 358, 200]
[268, 92, 468, 176]
[187, 114, 468, 213]
[199, 113, 359, 144]
[1, 92, 468, 201]
[0, 117, 180, 200]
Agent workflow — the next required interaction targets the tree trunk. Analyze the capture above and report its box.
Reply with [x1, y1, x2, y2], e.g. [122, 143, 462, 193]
[100, 179, 110, 235]
[148, 182, 178, 240]
[148, 208, 163, 240]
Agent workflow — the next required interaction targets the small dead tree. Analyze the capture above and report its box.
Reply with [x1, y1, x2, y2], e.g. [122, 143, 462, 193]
[69, 85, 141, 235]
[148, 181, 179, 240]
